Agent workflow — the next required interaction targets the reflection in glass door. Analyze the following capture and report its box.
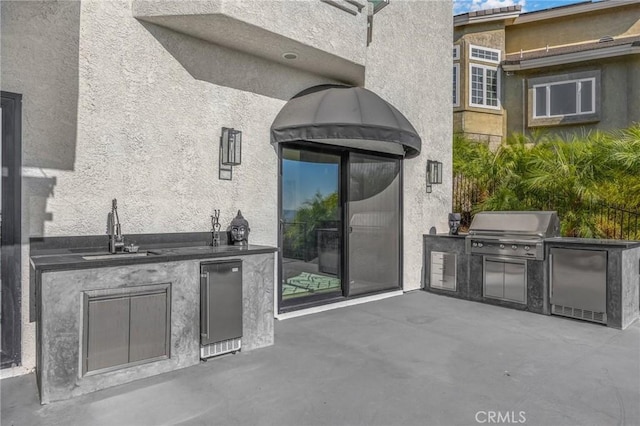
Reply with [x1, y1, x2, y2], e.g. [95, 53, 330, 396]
[281, 147, 342, 307]
[347, 153, 401, 296]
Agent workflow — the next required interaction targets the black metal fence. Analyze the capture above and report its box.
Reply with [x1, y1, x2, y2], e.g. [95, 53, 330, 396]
[592, 202, 640, 240]
[453, 174, 640, 240]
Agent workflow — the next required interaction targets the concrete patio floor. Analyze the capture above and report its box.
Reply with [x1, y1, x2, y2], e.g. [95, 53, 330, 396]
[2, 291, 639, 426]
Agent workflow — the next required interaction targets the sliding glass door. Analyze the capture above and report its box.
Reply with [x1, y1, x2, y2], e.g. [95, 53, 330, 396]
[281, 147, 343, 308]
[279, 145, 402, 311]
[347, 153, 401, 296]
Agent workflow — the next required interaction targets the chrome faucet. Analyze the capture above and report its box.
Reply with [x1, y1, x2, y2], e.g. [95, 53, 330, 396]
[108, 199, 125, 253]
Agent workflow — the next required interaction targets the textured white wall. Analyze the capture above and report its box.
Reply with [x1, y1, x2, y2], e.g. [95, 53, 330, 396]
[365, 0, 453, 291]
[1, 0, 452, 375]
[133, 0, 368, 65]
[1, 0, 338, 376]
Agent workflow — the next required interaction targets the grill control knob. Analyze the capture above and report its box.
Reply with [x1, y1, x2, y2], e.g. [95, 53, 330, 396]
[499, 244, 505, 249]
[524, 245, 530, 251]
[478, 242, 484, 248]
[511, 245, 518, 250]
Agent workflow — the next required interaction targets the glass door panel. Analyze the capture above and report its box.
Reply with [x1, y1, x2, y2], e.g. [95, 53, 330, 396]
[281, 147, 342, 307]
[347, 153, 401, 296]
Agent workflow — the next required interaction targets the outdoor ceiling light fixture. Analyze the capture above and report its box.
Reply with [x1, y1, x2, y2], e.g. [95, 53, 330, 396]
[426, 160, 443, 193]
[219, 127, 242, 180]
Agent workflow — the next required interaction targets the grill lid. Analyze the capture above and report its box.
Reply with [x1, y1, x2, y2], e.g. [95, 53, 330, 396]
[468, 211, 560, 238]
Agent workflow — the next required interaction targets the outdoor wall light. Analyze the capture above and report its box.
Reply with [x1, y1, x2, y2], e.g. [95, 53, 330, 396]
[426, 160, 443, 193]
[219, 127, 242, 180]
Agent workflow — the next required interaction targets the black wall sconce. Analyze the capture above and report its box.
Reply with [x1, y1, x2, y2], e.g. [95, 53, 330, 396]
[426, 160, 443, 193]
[219, 127, 242, 180]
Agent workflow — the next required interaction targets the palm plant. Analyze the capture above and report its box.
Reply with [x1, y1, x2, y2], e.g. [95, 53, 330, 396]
[524, 135, 609, 236]
[594, 126, 640, 207]
[452, 134, 494, 215]
[478, 132, 540, 212]
[453, 124, 640, 238]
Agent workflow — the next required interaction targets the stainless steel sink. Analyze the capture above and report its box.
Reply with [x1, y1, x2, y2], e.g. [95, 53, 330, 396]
[81, 252, 156, 260]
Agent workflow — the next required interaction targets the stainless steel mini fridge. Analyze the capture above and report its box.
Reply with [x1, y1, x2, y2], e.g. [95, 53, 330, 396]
[200, 260, 243, 358]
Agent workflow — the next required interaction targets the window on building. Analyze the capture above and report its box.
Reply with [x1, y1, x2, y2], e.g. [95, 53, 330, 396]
[533, 78, 595, 118]
[453, 45, 460, 107]
[469, 64, 499, 109]
[469, 44, 500, 64]
[453, 63, 460, 107]
[528, 71, 600, 127]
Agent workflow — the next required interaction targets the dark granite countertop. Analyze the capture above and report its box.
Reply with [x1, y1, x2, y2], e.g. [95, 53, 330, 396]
[424, 233, 467, 239]
[544, 237, 640, 249]
[423, 233, 640, 248]
[30, 244, 278, 273]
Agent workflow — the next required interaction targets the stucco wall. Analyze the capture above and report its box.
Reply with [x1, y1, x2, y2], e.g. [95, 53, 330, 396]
[627, 57, 640, 125]
[504, 57, 640, 137]
[1, 0, 337, 376]
[461, 111, 503, 138]
[506, 6, 640, 54]
[365, 0, 453, 291]
[1, 0, 452, 375]
[133, 0, 368, 65]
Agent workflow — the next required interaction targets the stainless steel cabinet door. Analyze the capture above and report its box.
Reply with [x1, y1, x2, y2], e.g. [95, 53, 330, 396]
[202, 261, 243, 345]
[86, 297, 130, 372]
[503, 261, 526, 303]
[484, 259, 504, 299]
[430, 252, 456, 290]
[129, 292, 169, 362]
[442, 253, 456, 290]
[550, 248, 606, 312]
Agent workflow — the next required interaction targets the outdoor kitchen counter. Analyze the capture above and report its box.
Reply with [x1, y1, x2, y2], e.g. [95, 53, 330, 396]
[32, 240, 276, 404]
[422, 234, 470, 298]
[424, 234, 640, 330]
[30, 244, 277, 272]
[544, 237, 640, 248]
[422, 234, 546, 314]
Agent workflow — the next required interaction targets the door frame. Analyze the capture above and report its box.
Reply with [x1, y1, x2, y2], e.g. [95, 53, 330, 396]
[277, 142, 403, 314]
[1, 91, 23, 368]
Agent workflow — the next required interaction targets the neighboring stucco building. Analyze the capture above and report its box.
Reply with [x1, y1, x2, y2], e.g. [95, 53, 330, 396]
[1, 0, 453, 378]
[453, 0, 640, 146]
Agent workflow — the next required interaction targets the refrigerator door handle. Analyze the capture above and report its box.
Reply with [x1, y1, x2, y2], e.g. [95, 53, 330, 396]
[549, 253, 553, 301]
[200, 273, 209, 339]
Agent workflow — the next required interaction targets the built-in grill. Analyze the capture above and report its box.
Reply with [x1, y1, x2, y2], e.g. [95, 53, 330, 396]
[465, 211, 560, 306]
[465, 211, 560, 260]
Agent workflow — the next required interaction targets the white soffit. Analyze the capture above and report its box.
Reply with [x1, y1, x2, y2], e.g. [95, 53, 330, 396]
[132, 1, 365, 86]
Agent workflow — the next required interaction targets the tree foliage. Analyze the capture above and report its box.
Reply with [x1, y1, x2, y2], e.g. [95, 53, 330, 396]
[284, 191, 338, 260]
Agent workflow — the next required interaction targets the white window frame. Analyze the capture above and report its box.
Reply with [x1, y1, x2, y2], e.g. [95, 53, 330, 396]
[468, 63, 500, 110]
[532, 77, 596, 119]
[453, 63, 460, 107]
[453, 45, 460, 61]
[469, 44, 501, 64]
